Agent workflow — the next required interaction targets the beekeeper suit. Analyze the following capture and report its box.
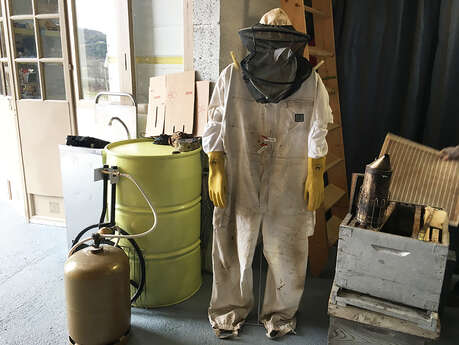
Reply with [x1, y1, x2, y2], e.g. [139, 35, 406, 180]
[203, 8, 332, 339]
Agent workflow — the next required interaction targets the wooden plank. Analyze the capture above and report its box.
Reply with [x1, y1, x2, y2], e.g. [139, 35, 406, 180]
[334, 288, 438, 331]
[328, 316, 428, 345]
[328, 299, 440, 340]
[309, 46, 333, 57]
[326, 127, 345, 160]
[328, 122, 340, 131]
[308, 207, 329, 276]
[304, 5, 327, 17]
[431, 228, 440, 243]
[280, 0, 309, 58]
[327, 215, 341, 246]
[193, 80, 210, 136]
[324, 184, 346, 211]
[325, 153, 343, 172]
[412, 206, 422, 239]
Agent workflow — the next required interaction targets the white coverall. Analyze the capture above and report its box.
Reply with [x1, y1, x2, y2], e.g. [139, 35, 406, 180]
[203, 63, 332, 337]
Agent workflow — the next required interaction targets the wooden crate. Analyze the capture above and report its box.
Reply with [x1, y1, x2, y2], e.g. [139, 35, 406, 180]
[328, 316, 429, 345]
[328, 287, 440, 343]
[335, 203, 449, 312]
[330, 284, 438, 332]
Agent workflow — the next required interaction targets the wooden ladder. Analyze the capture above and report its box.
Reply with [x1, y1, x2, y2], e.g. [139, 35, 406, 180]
[281, 0, 349, 276]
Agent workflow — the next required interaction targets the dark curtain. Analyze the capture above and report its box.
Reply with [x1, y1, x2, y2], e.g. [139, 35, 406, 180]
[333, 0, 459, 179]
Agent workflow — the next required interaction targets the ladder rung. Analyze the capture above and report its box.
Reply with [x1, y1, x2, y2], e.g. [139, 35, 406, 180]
[326, 87, 336, 95]
[304, 5, 327, 17]
[326, 154, 344, 172]
[309, 46, 334, 57]
[328, 123, 340, 131]
[324, 184, 346, 212]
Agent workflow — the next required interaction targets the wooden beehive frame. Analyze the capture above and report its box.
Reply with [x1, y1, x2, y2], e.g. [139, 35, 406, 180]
[380, 133, 459, 226]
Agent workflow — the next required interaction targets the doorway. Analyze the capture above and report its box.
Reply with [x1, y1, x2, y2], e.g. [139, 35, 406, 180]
[3, 0, 75, 225]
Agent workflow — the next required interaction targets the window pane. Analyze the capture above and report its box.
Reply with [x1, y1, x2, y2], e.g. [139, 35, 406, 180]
[37, 0, 59, 14]
[132, 0, 185, 104]
[13, 20, 37, 58]
[4, 63, 12, 96]
[0, 25, 6, 57]
[12, 0, 33, 15]
[75, 0, 121, 99]
[38, 19, 62, 58]
[17, 63, 41, 99]
[44, 63, 65, 100]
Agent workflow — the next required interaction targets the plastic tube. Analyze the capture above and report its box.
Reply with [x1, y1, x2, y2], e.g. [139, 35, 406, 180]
[68, 172, 158, 257]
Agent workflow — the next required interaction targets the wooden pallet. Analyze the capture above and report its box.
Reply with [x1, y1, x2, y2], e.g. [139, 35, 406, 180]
[330, 284, 439, 332]
[328, 286, 441, 341]
[328, 316, 429, 345]
[281, 0, 349, 276]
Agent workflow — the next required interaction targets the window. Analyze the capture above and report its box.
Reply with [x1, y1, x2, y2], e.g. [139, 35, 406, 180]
[9, 0, 66, 100]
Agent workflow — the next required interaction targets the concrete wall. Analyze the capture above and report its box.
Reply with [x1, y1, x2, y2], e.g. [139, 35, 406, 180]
[192, 0, 220, 82]
[192, 0, 279, 83]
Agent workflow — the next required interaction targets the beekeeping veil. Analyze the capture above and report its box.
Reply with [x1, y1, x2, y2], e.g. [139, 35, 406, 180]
[238, 8, 312, 103]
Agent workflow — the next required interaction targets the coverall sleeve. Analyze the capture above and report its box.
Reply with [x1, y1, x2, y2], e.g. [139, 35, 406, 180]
[202, 67, 230, 154]
[308, 73, 333, 158]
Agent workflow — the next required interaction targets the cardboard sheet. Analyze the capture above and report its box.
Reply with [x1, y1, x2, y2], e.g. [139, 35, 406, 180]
[146, 71, 195, 136]
[194, 80, 210, 136]
[380, 133, 459, 226]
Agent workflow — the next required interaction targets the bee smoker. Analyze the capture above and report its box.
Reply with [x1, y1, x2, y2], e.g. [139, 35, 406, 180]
[356, 154, 392, 228]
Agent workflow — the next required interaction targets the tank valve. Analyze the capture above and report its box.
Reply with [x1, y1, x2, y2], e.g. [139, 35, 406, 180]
[91, 233, 103, 253]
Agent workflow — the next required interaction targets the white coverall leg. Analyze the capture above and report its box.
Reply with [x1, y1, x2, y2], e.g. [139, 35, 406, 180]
[203, 64, 332, 337]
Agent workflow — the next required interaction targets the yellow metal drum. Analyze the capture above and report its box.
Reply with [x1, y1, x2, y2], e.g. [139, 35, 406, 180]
[104, 139, 202, 307]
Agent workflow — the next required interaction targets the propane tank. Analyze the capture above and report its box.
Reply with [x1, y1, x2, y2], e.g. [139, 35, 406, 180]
[356, 154, 392, 228]
[65, 244, 130, 345]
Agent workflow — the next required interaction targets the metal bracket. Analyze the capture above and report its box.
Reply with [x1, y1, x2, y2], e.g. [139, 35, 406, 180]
[94, 167, 120, 184]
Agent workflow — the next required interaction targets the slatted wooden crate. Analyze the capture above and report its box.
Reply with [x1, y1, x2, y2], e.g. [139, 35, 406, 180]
[328, 285, 440, 345]
[330, 284, 439, 332]
[335, 202, 449, 313]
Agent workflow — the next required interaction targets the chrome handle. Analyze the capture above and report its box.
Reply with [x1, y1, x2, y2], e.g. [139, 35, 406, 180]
[95, 92, 136, 106]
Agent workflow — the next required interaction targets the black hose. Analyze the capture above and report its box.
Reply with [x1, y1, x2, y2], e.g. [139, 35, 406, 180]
[110, 166, 117, 225]
[117, 227, 146, 304]
[99, 165, 109, 224]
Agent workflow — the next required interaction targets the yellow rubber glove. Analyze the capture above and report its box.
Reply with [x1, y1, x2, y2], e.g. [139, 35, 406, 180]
[305, 156, 326, 211]
[208, 152, 227, 208]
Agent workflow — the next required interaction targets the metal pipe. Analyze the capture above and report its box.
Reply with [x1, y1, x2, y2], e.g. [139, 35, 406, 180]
[108, 117, 131, 140]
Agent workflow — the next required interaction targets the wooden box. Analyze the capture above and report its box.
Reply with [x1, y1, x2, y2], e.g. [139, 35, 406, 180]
[335, 202, 449, 312]
[328, 285, 440, 344]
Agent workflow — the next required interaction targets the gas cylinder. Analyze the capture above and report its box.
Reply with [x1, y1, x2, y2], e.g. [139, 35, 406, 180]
[65, 245, 130, 345]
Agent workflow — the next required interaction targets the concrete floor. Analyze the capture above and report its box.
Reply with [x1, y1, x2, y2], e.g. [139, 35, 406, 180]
[0, 199, 458, 345]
